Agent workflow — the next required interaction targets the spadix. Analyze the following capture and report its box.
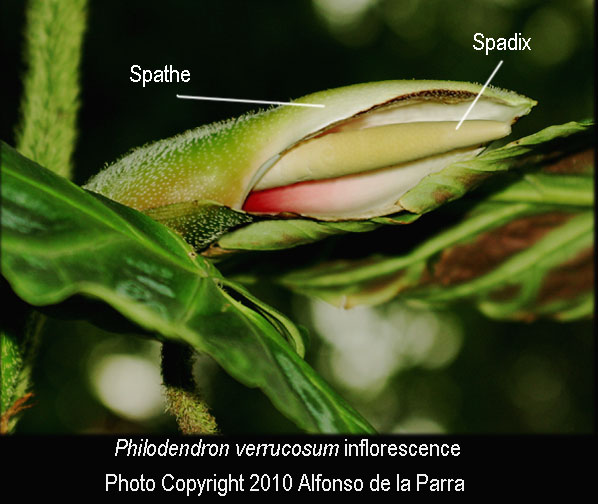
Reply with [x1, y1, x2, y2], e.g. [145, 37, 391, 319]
[85, 80, 536, 222]
[254, 120, 510, 191]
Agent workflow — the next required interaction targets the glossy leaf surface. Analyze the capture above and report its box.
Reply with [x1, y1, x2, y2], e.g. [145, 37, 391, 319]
[0, 142, 374, 433]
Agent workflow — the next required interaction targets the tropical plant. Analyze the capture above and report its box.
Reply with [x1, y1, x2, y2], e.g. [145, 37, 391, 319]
[1, 0, 593, 434]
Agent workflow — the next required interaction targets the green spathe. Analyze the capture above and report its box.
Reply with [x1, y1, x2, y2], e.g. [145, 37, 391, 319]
[85, 80, 535, 219]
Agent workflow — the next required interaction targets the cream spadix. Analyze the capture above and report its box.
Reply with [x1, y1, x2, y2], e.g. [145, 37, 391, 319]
[84, 80, 536, 222]
[254, 120, 510, 191]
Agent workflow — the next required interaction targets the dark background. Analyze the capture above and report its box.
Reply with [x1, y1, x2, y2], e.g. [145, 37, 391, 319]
[1, 0, 594, 433]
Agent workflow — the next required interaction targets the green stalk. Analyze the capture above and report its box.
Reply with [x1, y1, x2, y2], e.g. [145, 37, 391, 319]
[161, 343, 218, 434]
[15, 0, 87, 178]
[1, 0, 87, 433]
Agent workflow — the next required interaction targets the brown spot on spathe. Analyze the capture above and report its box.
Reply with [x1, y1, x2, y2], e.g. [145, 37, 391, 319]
[432, 188, 455, 205]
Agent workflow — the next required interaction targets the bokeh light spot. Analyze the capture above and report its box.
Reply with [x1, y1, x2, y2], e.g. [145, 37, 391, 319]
[91, 354, 165, 421]
[309, 299, 463, 395]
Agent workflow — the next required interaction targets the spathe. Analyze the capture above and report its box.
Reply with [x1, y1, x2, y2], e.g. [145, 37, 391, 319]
[85, 80, 536, 220]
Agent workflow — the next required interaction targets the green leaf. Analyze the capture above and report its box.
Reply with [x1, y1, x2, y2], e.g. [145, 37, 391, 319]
[0, 141, 374, 433]
[274, 123, 595, 321]
[279, 203, 593, 320]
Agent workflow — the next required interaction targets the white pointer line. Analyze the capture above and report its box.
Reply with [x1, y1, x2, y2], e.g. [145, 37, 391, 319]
[176, 94, 325, 108]
[455, 60, 503, 130]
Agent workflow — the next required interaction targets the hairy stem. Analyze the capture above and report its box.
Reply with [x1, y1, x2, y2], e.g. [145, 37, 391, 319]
[15, 0, 87, 178]
[1, 0, 88, 433]
[161, 342, 218, 434]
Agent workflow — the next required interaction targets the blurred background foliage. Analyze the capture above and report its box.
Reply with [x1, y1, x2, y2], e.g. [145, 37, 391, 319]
[1, 0, 594, 433]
